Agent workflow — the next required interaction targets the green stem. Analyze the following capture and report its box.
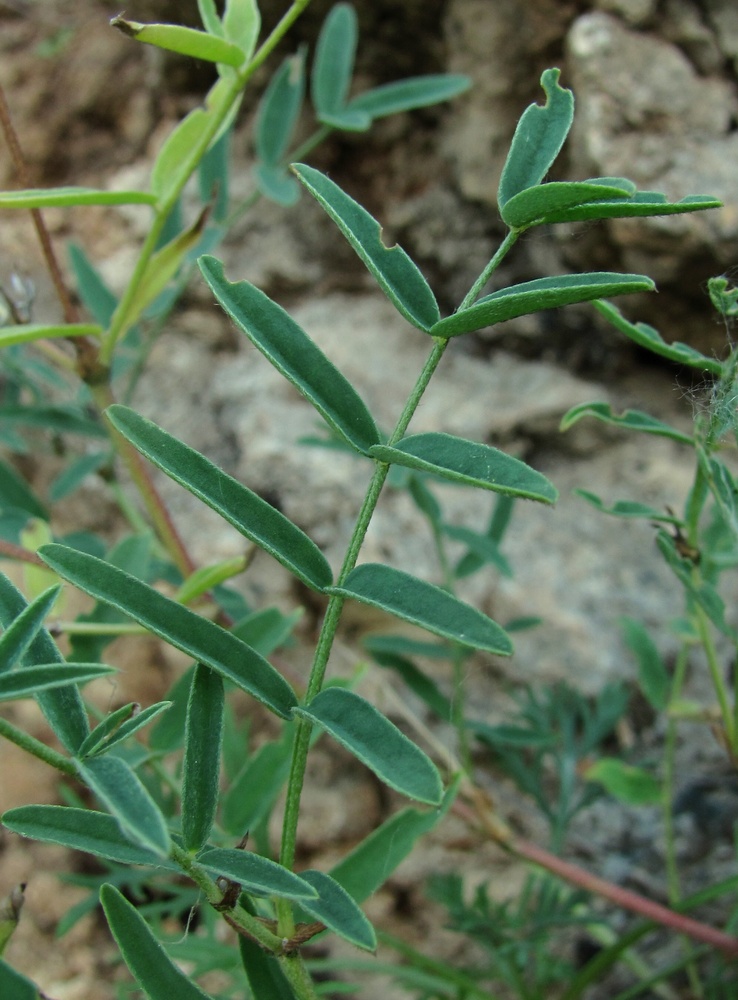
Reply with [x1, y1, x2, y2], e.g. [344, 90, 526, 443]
[0, 715, 77, 777]
[279, 953, 321, 1000]
[459, 228, 520, 310]
[278, 339, 450, 909]
[694, 605, 733, 745]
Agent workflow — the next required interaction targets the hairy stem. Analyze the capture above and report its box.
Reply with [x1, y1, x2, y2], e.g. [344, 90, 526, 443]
[0, 716, 77, 777]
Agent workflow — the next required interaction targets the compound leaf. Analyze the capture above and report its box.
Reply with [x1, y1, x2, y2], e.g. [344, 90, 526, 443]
[370, 433, 557, 503]
[329, 564, 513, 655]
[39, 544, 297, 719]
[293, 687, 442, 805]
[292, 165, 440, 332]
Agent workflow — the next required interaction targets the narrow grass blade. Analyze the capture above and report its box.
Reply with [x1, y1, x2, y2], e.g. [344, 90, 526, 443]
[2, 805, 177, 869]
[594, 299, 722, 374]
[293, 687, 443, 805]
[299, 869, 377, 951]
[500, 178, 635, 230]
[39, 544, 297, 719]
[196, 847, 318, 900]
[101, 884, 215, 999]
[182, 665, 224, 852]
[431, 273, 654, 339]
[77, 754, 171, 856]
[329, 564, 513, 655]
[0, 574, 89, 753]
[0, 188, 156, 209]
[0, 585, 60, 673]
[199, 255, 380, 454]
[111, 18, 245, 67]
[497, 68, 574, 209]
[348, 74, 471, 119]
[371, 433, 557, 503]
[106, 405, 332, 591]
[560, 401, 693, 444]
[292, 165, 440, 332]
[0, 663, 113, 701]
[330, 781, 458, 902]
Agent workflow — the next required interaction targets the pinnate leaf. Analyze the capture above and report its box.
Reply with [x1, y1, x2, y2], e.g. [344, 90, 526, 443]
[101, 884, 215, 999]
[293, 687, 443, 805]
[199, 256, 380, 454]
[431, 273, 654, 339]
[370, 432, 557, 503]
[77, 754, 171, 857]
[292, 165, 440, 332]
[298, 869, 376, 951]
[498, 68, 574, 209]
[106, 405, 332, 591]
[329, 564, 513, 655]
[182, 665, 224, 852]
[39, 543, 297, 719]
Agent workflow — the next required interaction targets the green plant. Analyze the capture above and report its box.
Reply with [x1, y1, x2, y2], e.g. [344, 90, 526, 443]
[0, 5, 735, 997]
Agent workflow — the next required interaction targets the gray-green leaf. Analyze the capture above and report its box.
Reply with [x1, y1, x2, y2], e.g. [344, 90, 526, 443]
[106, 405, 332, 591]
[497, 68, 574, 209]
[370, 432, 557, 503]
[293, 687, 442, 804]
[77, 755, 171, 857]
[101, 884, 215, 999]
[0, 663, 113, 701]
[329, 564, 513, 655]
[431, 273, 654, 339]
[560, 401, 693, 444]
[500, 178, 635, 230]
[198, 256, 380, 455]
[299, 869, 376, 951]
[292, 165, 440, 332]
[39, 544, 297, 719]
[196, 847, 318, 900]
[182, 665, 224, 852]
